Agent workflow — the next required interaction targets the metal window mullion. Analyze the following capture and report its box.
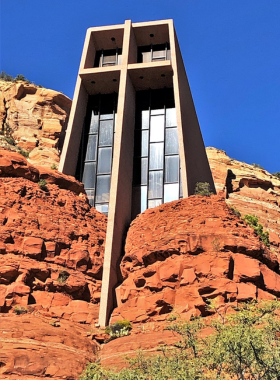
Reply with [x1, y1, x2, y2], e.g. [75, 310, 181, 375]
[94, 94, 102, 207]
[116, 49, 118, 65]
[101, 50, 104, 67]
[162, 87, 167, 204]
[146, 88, 152, 208]
[165, 42, 168, 60]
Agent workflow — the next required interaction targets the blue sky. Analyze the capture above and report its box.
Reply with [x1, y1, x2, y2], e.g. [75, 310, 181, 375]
[1, 0, 280, 173]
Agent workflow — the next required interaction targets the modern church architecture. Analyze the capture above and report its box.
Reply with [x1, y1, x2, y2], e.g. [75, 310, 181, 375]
[59, 19, 215, 325]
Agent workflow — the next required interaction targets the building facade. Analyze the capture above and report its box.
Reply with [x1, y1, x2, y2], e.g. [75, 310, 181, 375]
[59, 19, 215, 326]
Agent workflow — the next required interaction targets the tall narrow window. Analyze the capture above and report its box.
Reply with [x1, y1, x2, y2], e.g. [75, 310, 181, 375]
[76, 93, 117, 216]
[132, 88, 182, 219]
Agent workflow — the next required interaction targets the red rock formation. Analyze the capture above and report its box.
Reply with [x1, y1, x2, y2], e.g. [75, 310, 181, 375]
[0, 80, 71, 167]
[0, 150, 106, 324]
[112, 196, 279, 324]
[0, 314, 98, 379]
[207, 147, 280, 253]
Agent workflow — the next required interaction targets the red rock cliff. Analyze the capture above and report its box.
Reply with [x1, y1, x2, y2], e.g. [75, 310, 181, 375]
[0, 150, 106, 379]
[0, 80, 71, 167]
[207, 147, 280, 253]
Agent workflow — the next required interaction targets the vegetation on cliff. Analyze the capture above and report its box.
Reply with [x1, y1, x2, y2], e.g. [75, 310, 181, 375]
[81, 300, 280, 380]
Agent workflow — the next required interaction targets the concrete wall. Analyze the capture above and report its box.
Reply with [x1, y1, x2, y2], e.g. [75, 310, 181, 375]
[99, 22, 136, 326]
[169, 21, 215, 195]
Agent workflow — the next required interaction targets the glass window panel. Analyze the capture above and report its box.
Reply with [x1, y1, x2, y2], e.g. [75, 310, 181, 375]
[97, 147, 112, 174]
[141, 186, 147, 212]
[179, 168, 183, 198]
[142, 52, 151, 63]
[166, 108, 177, 127]
[85, 189, 95, 206]
[100, 114, 114, 120]
[148, 199, 162, 208]
[141, 130, 148, 156]
[99, 120, 114, 146]
[166, 50, 171, 60]
[117, 55, 122, 65]
[150, 115, 164, 142]
[95, 175, 111, 202]
[151, 109, 164, 115]
[149, 143, 164, 170]
[165, 156, 179, 183]
[89, 111, 99, 133]
[148, 171, 163, 199]
[165, 128, 179, 155]
[95, 203, 109, 215]
[82, 162, 96, 189]
[85, 134, 97, 161]
[141, 158, 148, 185]
[164, 183, 179, 203]
[152, 50, 166, 60]
[102, 55, 116, 65]
[141, 110, 149, 129]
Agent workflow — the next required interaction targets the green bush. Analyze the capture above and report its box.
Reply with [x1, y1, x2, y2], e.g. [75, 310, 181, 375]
[57, 270, 70, 284]
[0, 71, 14, 82]
[38, 179, 48, 191]
[4, 136, 15, 146]
[252, 163, 264, 170]
[18, 148, 29, 158]
[242, 214, 270, 247]
[194, 182, 213, 197]
[51, 163, 58, 170]
[229, 205, 241, 218]
[14, 306, 28, 315]
[80, 300, 280, 380]
[272, 172, 280, 179]
[105, 320, 132, 340]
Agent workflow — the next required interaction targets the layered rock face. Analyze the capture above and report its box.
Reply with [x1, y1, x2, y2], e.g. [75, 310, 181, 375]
[207, 147, 280, 253]
[0, 150, 107, 378]
[0, 80, 71, 167]
[0, 150, 106, 322]
[0, 314, 98, 380]
[112, 196, 279, 324]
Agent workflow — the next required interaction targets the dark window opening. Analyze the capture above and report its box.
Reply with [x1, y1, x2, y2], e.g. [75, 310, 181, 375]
[132, 88, 182, 219]
[137, 43, 171, 63]
[75, 93, 117, 216]
[94, 49, 122, 67]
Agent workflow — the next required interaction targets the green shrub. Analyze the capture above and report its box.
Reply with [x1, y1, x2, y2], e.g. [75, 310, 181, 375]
[57, 270, 70, 284]
[18, 148, 29, 158]
[14, 74, 26, 81]
[0, 71, 14, 82]
[272, 172, 280, 179]
[50, 163, 57, 170]
[14, 306, 28, 315]
[80, 300, 280, 380]
[38, 179, 48, 191]
[105, 320, 132, 340]
[252, 163, 264, 170]
[229, 205, 241, 218]
[4, 136, 15, 146]
[194, 182, 213, 196]
[242, 214, 270, 247]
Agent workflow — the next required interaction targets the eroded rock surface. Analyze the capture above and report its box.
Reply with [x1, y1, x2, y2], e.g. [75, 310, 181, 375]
[207, 147, 280, 253]
[112, 196, 279, 324]
[0, 80, 71, 167]
[0, 314, 98, 379]
[0, 150, 106, 324]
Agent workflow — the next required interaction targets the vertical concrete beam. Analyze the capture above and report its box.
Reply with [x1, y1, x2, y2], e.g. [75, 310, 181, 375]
[59, 77, 88, 175]
[59, 28, 93, 175]
[99, 20, 136, 327]
[169, 21, 215, 196]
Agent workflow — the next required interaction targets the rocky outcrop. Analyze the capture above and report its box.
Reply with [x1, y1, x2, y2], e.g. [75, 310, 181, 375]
[0, 314, 98, 379]
[111, 196, 279, 324]
[0, 80, 71, 167]
[207, 147, 280, 253]
[0, 150, 106, 324]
